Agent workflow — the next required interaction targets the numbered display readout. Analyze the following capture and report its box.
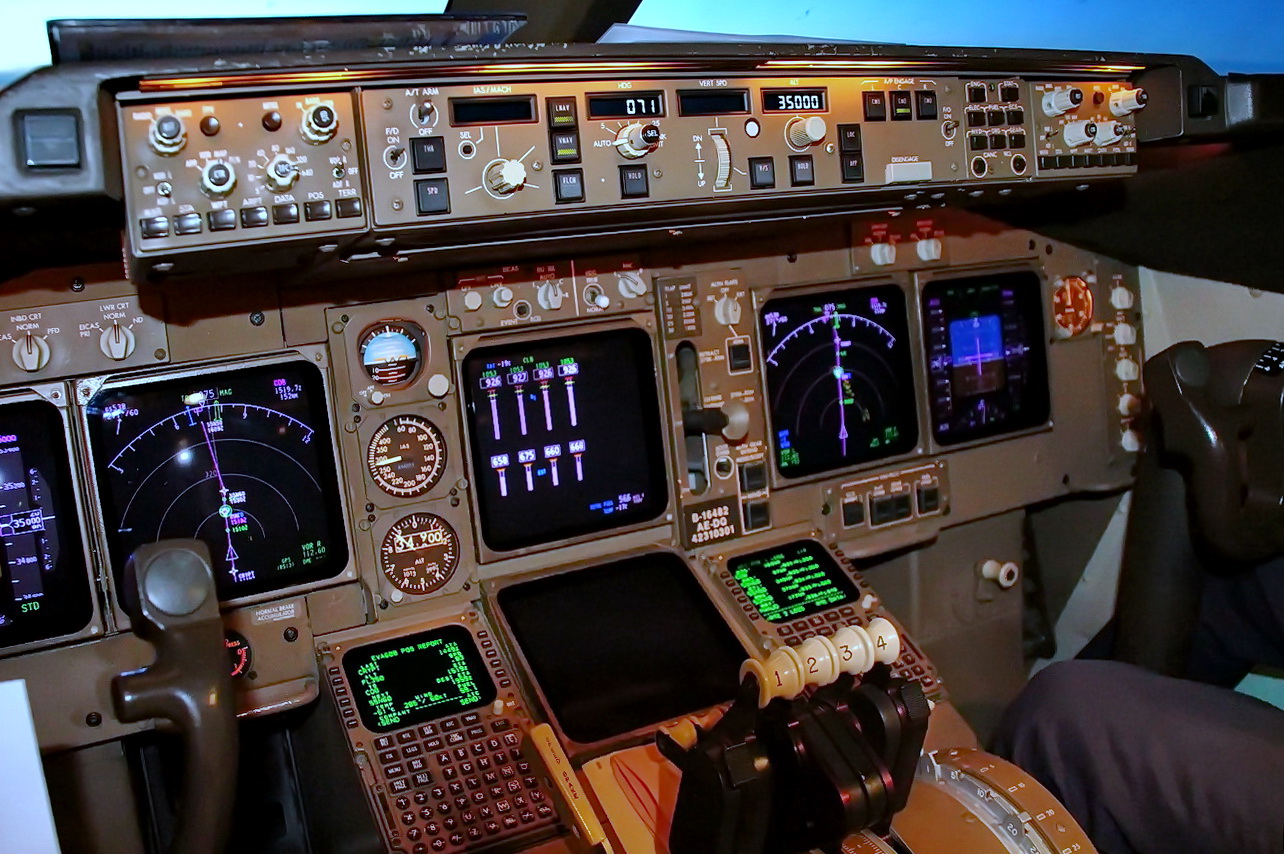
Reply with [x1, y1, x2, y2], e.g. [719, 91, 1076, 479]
[343, 625, 497, 733]
[728, 540, 857, 623]
[762, 88, 828, 113]
[586, 91, 665, 119]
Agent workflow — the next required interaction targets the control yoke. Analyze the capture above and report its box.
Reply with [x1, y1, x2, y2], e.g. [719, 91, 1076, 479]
[111, 540, 238, 854]
[659, 665, 929, 854]
[1117, 340, 1284, 673]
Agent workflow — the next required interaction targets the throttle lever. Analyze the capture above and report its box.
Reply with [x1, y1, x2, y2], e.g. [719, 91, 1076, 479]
[111, 540, 238, 854]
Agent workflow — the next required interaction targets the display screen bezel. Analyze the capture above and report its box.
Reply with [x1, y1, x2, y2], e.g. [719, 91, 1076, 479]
[343, 623, 498, 734]
[494, 550, 748, 746]
[448, 95, 538, 126]
[84, 353, 353, 608]
[0, 394, 96, 651]
[920, 270, 1052, 447]
[761, 87, 829, 113]
[727, 539, 858, 624]
[758, 282, 920, 480]
[459, 325, 670, 554]
[585, 91, 666, 120]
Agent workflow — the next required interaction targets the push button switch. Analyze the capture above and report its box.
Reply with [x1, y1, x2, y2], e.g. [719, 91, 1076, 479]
[619, 165, 649, 198]
[411, 137, 447, 174]
[788, 155, 815, 187]
[748, 157, 776, 189]
[553, 169, 585, 203]
[862, 91, 887, 121]
[415, 178, 451, 215]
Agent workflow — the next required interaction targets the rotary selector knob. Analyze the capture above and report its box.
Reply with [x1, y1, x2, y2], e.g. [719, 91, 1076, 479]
[149, 114, 187, 156]
[713, 295, 742, 326]
[484, 159, 527, 195]
[915, 237, 943, 262]
[99, 323, 137, 361]
[410, 100, 436, 127]
[491, 286, 514, 309]
[12, 334, 50, 372]
[301, 103, 339, 144]
[1113, 322, 1137, 346]
[614, 123, 661, 159]
[200, 160, 237, 198]
[786, 116, 827, 148]
[1110, 88, 1148, 117]
[616, 270, 648, 299]
[1110, 286, 1135, 310]
[536, 282, 565, 311]
[264, 154, 300, 192]
[1115, 358, 1140, 382]
[1063, 120, 1098, 147]
[870, 242, 897, 266]
[1095, 122, 1127, 146]
[1042, 87, 1084, 117]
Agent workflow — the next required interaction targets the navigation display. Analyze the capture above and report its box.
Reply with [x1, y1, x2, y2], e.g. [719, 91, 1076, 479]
[0, 400, 92, 649]
[497, 552, 745, 744]
[922, 272, 1050, 445]
[727, 540, 857, 623]
[87, 361, 349, 602]
[462, 328, 668, 552]
[344, 625, 496, 733]
[760, 284, 918, 478]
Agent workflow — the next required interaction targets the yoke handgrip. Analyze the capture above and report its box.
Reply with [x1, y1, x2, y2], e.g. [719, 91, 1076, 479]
[111, 540, 238, 854]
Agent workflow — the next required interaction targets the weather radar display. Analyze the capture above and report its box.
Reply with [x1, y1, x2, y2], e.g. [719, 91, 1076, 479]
[760, 285, 918, 478]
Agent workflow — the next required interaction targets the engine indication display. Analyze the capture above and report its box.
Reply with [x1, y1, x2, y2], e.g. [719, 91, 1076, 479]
[922, 272, 1050, 445]
[0, 400, 93, 650]
[344, 624, 497, 733]
[366, 414, 447, 498]
[760, 284, 918, 478]
[462, 327, 668, 552]
[87, 361, 349, 602]
[379, 513, 459, 595]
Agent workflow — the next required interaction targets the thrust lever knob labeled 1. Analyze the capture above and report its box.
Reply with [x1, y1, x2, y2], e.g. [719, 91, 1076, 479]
[485, 159, 527, 195]
[615, 123, 661, 159]
[786, 116, 827, 148]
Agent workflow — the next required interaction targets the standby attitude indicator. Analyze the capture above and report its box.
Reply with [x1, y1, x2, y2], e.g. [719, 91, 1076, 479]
[760, 285, 918, 478]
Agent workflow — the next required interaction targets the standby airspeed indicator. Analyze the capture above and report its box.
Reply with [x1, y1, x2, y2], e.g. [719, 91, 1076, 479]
[366, 414, 447, 498]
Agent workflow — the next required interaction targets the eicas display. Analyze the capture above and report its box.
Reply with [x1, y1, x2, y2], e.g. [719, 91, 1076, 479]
[462, 327, 668, 551]
[87, 361, 349, 602]
[760, 284, 918, 478]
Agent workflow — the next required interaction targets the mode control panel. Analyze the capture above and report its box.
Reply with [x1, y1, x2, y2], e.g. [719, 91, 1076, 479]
[360, 75, 1143, 227]
[120, 92, 366, 252]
